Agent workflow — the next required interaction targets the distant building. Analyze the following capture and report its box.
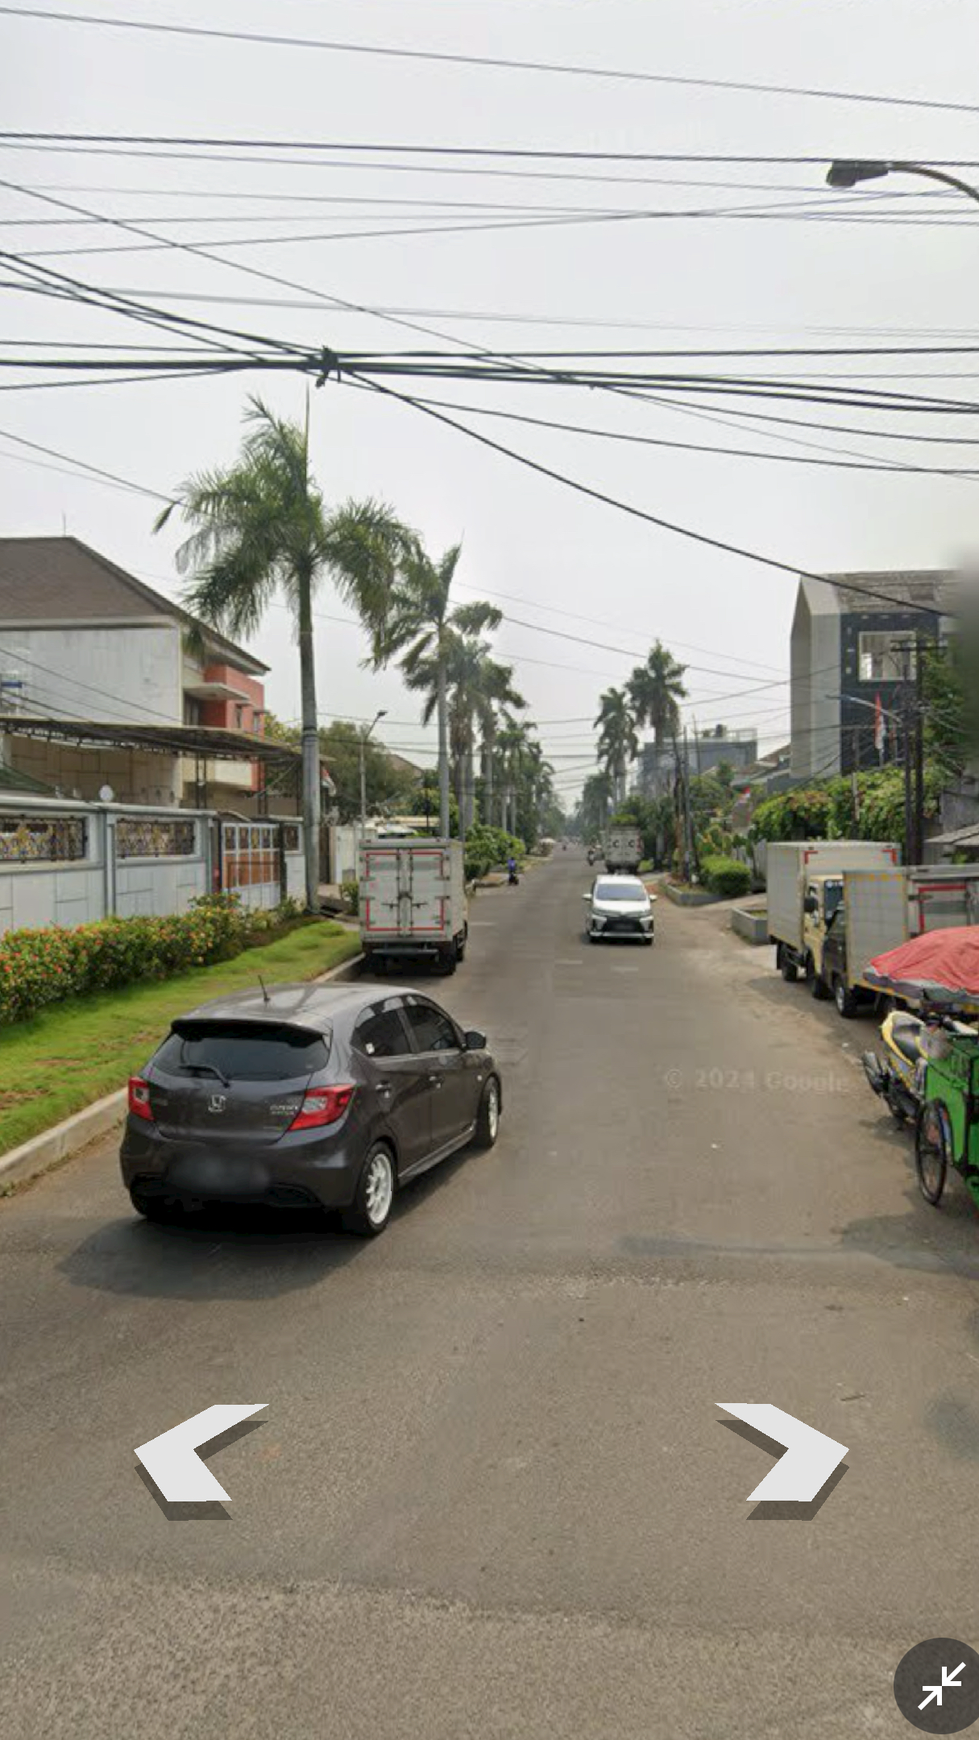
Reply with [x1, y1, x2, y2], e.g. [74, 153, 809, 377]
[790, 569, 953, 780]
[638, 726, 758, 798]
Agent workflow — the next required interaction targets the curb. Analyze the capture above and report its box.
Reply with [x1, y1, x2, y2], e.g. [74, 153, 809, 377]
[0, 948, 365, 1195]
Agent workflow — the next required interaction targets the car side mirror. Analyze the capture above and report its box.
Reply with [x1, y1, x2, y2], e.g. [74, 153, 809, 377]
[465, 1029, 487, 1051]
[582, 892, 592, 900]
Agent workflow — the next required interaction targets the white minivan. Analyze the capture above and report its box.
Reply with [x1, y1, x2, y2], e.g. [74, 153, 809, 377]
[583, 875, 656, 945]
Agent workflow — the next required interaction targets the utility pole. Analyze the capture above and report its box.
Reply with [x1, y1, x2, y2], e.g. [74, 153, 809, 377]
[913, 631, 926, 864]
[682, 727, 696, 882]
[902, 688, 914, 868]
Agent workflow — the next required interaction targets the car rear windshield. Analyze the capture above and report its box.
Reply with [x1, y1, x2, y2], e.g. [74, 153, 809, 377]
[154, 1021, 331, 1082]
[595, 881, 646, 901]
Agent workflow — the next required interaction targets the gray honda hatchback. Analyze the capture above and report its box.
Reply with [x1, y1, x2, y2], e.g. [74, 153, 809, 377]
[120, 981, 501, 1236]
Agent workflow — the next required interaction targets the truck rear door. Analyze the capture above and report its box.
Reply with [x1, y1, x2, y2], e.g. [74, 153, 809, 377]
[407, 846, 450, 938]
[361, 846, 402, 936]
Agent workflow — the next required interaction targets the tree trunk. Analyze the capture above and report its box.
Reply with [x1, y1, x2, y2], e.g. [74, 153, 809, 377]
[437, 656, 450, 837]
[297, 568, 321, 912]
[483, 736, 494, 824]
[464, 743, 475, 833]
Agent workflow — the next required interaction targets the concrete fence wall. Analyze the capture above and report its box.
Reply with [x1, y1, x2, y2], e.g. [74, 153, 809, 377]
[0, 796, 304, 935]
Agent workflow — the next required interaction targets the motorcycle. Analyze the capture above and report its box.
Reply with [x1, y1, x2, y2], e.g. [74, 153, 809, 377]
[862, 1006, 976, 1126]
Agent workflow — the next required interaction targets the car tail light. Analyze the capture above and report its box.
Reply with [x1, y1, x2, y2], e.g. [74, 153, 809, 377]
[128, 1077, 154, 1123]
[288, 1084, 355, 1131]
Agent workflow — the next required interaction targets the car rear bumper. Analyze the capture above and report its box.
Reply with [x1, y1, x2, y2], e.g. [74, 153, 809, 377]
[120, 1121, 363, 1210]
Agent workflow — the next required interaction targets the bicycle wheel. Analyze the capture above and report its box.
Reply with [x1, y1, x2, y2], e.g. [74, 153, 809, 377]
[915, 1100, 950, 1206]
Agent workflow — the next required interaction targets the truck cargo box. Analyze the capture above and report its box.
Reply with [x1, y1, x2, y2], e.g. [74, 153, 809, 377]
[359, 838, 467, 974]
[766, 840, 900, 951]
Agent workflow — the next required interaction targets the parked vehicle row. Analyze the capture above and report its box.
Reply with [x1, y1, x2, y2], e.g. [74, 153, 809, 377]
[767, 839, 979, 1018]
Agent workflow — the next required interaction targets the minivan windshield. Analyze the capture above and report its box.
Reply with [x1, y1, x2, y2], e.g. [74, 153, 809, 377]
[156, 1021, 331, 1081]
[594, 881, 646, 902]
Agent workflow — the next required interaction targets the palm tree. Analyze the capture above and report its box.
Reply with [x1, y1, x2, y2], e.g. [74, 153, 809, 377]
[496, 717, 540, 838]
[157, 395, 413, 910]
[595, 686, 639, 805]
[579, 769, 614, 840]
[627, 641, 687, 749]
[373, 540, 500, 837]
[473, 657, 525, 829]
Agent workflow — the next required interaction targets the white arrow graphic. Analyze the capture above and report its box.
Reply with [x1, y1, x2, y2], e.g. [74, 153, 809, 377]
[135, 1404, 267, 1502]
[920, 1664, 965, 1710]
[718, 1403, 847, 1502]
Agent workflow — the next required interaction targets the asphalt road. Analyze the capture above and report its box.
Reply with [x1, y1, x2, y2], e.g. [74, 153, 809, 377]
[3, 848, 979, 1738]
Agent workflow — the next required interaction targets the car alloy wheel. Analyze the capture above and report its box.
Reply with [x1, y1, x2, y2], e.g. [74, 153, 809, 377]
[365, 1149, 394, 1225]
[475, 1076, 501, 1148]
[344, 1143, 396, 1236]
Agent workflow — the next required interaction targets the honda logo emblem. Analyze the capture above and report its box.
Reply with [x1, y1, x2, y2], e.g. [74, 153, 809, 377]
[208, 1094, 227, 1115]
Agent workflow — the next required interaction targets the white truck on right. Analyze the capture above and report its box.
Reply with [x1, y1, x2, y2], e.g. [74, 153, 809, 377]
[765, 840, 900, 988]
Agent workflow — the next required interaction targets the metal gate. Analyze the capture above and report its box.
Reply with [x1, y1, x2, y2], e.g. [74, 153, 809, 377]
[220, 820, 282, 910]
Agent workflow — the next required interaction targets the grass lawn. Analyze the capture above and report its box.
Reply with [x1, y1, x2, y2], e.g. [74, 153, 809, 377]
[0, 920, 360, 1159]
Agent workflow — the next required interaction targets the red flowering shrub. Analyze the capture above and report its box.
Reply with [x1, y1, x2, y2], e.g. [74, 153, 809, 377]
[0, 893, 268, 1026]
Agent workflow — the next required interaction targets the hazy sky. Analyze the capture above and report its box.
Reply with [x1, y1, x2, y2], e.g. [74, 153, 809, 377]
[4, 0, 979, 806]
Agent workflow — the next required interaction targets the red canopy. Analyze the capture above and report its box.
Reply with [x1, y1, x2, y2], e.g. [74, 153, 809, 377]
[866, 926, 979, 1002]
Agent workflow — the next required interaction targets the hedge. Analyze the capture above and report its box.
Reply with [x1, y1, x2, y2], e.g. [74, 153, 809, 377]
[463, 823, 525, 882]
[0, 893, 301, 1027]
[701, 855, 752, 898]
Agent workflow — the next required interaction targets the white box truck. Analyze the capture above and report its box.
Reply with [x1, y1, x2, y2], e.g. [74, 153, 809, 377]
[359, 838, 468, 975]
[603, 828, 643, 873]
[766, 840, 900, 985]
[817, 863, 979, 1016]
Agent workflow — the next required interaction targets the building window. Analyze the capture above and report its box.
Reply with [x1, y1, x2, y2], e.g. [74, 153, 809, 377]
[184, 696, 202, 725]
[858, 631, 917, 685]
[235, 704, 245, 729]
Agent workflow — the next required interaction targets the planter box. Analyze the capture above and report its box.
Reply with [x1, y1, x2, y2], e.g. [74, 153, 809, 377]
[661, 882, 720, 907]
[730, 906, 769, 944]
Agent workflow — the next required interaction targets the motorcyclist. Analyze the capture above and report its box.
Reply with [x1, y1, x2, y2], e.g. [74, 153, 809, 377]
[507, 855, 519, 885]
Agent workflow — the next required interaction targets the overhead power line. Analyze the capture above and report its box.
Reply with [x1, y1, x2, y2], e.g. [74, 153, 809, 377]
[1, 14, 978, 116]
[346, 370, 953, 619]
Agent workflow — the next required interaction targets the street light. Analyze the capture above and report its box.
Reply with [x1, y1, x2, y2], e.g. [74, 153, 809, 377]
[826, 158, 979, 207]
[360, 708, 387, 838]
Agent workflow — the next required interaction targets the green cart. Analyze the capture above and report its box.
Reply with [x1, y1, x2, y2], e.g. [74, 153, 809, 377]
[915, 1025, 979, 1207]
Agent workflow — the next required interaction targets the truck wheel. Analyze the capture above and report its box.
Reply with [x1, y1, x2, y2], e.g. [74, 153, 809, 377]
[834, 977, 857, 1018]
[811, 972, 830, 1001]
[455, 930, 467, 963]
[435, 946, 456, 976]
[778, 946, 798, 983]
